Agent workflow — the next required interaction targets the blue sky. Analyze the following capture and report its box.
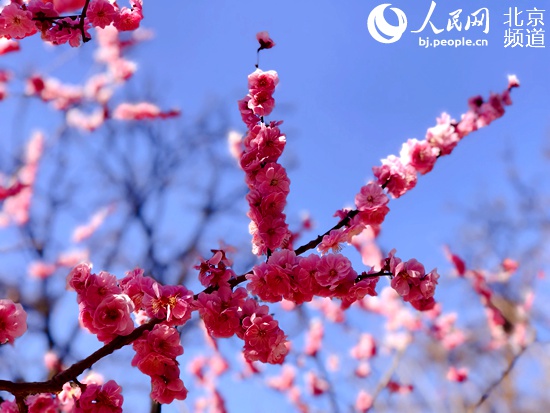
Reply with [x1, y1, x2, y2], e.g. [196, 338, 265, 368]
[135, 1, 550, 269]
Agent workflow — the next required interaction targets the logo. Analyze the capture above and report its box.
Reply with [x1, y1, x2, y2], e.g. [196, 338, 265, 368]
[367, 4, 408, 43]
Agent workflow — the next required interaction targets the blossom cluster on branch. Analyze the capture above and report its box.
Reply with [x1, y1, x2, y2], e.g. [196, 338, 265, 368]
[0, 25, 522, 413]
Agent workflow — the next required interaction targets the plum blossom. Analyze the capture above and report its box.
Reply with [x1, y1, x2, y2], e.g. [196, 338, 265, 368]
[0, 3, 37, 39]
[0, 299, 27, 344]
[75, 380, 123, 413]
[87, 0, 117, 29]
[256, 31, 275, 50]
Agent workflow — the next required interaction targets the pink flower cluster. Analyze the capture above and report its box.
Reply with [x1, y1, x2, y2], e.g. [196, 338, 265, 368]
[238, 62, 292, 254]
[132, 324, 188, 404]
[74, 380, 124, 413]
[195, 249, 237, 288]
[374, 79, 518, 198]
[0, 299, 27, 344]
[246, 249, 378, 308]
[384, 250, 440, 311]
[0, 0, 143, 47]
[68, 264, 135, 343]
[67, 264, 194, 343]
[195, 286, 289, 364]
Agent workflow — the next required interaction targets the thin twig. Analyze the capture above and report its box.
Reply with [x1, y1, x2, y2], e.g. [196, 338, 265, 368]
[468, 345, 529, 412]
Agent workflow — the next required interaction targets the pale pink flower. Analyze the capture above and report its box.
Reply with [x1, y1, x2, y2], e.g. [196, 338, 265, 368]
[72, 205, 113, 242]
[447, 366, 468, 382]
[355, 361, 371, 378]
[28, 261, 57, 279]
[355, 390, 373, 412]
[0, 38, 18, 55]
[0, 299, 27, 344]
[58, 382, 82, 412]
[267, 364, 295, 391]
[304, 319, 323, 357]
[350, 333, 376, 359]
[227, 130, 244, 162]
[113, 102, 180, 120]
[425, 113, 460, 156]
[507, 74, 520, 88]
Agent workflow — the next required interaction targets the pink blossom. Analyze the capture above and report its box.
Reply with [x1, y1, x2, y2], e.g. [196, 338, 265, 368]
[306, 371, 329, 396]
[91, 294, 135, 342]
[447, 366, 468, 382]
[75, 380, 123, 413]
[318, 229, 347, 254]
[238, 96, 259, 128]
[247, 90, 275, 117]
[53, 0, 85, 13]
[256, 31, 275, 50]
[387, 380, 413, 394]
[28, 260, 57, 279]
[0, 400, 18, 413]
[77, 270, 121, 308]
[350, 333, 376, 359]
[0, 299, 27, 344]
[58, 382, 82, 412]
[72, 205, 113, 243]
[304, 319, 323, 357]
[355, 182, 389, 212]
[507, 74, 520, 88]
[113, 102, 180, 120]
[87, 0, 117, 29]
[26, 394, 58, 413]
[113, 1, 143, 32]
[425, 113, 460, 156]
[267, 364, 295, 391]
[316, 253, 355, 289]
[248, 69, 279, 94]
[254, 162, 290, 194]
[0, 3, 37, 39]
[66, 263, 93, 292]
[399, 138, 439, 175]
[372, 155, 417, 198]
[0, 38, 19, 55]
[150, 374, 188, 404]
[195, 287, 246, 337]
[142, 283, 193, 326]
[355, 390, 373, 413]
[243, 313, 288, 364]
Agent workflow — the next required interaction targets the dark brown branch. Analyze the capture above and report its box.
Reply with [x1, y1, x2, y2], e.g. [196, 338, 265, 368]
[0, 319, 161, 398]
[294, 209, 359, 256]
